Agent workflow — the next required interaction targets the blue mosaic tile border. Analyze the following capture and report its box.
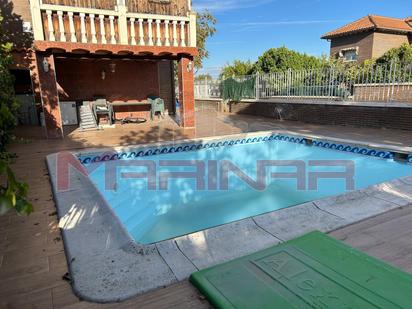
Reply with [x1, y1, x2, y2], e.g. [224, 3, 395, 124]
[311, 139, 395, 159]
[78, 134, 305, 164]
[77, 133, 410, 165]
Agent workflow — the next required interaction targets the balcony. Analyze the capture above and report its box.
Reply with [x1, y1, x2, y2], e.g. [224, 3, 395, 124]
[29, 0, 197, 52]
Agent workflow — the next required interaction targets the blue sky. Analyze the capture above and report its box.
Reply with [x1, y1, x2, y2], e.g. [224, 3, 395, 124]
[194, 0, 412, 77]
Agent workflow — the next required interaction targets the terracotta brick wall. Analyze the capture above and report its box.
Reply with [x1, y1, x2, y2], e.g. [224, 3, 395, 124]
[56, 58, 160, 100]
[195, 99, 220, 112]
[228, 101, 412, 131]
[55, 58, 174, 120]
[157, 61, 174, 114]
[371, 32, 410, 59]
[330, 31, 374, 63]
[353, 84, 412, 102]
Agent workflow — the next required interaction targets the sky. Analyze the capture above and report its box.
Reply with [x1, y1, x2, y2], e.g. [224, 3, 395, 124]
[193, 0, 412, 77]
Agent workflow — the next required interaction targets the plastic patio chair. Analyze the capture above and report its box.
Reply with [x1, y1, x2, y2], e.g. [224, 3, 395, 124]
[92, 97, 111, 125]
[149, 97, 165, 120]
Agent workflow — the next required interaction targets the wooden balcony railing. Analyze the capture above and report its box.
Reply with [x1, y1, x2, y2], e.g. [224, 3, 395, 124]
[29, 0, 196, 48]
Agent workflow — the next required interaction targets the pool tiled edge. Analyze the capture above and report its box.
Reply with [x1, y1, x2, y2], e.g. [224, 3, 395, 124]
[46, 130, 412, 303]
[77, 131, 405, 164]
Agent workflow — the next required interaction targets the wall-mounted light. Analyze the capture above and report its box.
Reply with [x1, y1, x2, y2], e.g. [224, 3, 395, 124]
[101, 69, 106, 80]
[109, 62, 116, 73]
[42, 58, 49, 73]
[187, 60, 193, 73]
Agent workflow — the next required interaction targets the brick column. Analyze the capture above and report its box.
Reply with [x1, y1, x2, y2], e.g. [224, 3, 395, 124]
[178, 57, 195, 128]
[36, 52, 63, 138]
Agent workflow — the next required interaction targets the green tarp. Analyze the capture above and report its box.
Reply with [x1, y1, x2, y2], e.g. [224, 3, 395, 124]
[190, 231, 412, 309]
[221, 77, 256, 101]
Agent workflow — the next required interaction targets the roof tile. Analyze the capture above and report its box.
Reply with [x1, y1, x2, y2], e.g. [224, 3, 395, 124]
[322, 15, 412, 39]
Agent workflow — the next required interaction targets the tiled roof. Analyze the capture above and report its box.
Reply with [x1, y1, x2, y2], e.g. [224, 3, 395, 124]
[321, 15, 412, 39]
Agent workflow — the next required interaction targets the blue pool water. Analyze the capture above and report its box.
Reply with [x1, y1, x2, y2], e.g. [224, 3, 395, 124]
[86, 138, 412, 244]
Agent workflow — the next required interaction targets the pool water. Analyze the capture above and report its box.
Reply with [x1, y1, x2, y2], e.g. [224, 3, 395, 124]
[87, 139, 412, 244]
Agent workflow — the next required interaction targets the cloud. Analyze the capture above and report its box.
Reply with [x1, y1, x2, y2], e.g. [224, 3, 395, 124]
[193, 0, 275, 12]
[222, 19, 350, 32]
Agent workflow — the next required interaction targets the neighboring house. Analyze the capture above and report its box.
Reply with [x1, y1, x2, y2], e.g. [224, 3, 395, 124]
[321, 15, 412, 63]
[2, 0, 197, 138]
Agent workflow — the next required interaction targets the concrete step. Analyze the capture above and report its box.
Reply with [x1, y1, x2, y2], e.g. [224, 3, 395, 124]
[79, 105, 98, 131]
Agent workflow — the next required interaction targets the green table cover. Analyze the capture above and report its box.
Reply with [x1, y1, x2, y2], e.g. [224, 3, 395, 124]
[190, 231, 412, 309]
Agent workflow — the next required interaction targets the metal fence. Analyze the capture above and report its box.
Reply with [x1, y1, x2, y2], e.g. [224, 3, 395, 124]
[195, 62, 412, 103]
[194, 78, 222, 99]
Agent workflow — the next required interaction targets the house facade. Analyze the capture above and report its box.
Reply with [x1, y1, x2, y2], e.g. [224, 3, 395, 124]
[4, 0, 197, 138]
[321, 15, 412, 63]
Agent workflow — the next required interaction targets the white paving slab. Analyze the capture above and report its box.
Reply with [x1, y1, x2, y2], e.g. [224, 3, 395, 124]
[313, 190, 400, 222]
[363, 179, 412, 206]
[70, 246, 176, 303]
[252, 202, 347, 241]
[175, 218, 280, 270]
[156, 240, 198, 281]
[47, 154, 177, 303]
[401, 175, 412, 185]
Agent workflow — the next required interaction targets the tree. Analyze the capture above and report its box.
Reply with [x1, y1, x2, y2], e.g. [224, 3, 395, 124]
[0, 14, 32, 215]
[254, 47, 323, 73]
[0, 18, 18, 153]
[220, 60, 255, 79]
[375, 43, 412, 66]
[195, 10, 217, 71]
[195, 73, 213, 82]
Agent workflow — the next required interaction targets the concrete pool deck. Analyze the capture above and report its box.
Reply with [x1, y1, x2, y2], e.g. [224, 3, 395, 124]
[3, 111, 412, 308]
[46, 130, 412, 302]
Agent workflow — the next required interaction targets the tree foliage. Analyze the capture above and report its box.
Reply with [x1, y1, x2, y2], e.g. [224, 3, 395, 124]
[195, 73, 213, 82]
[254, 47, 323, 73]
[220, 60, 255, 79]
[195, 10, 217, 71]
[0, 16, 18, 153]
[0, 14, 33, 215]
[375, 43, 412, 66]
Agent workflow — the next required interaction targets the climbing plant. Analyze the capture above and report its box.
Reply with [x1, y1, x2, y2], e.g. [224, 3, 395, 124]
[0, 14, 33, 215]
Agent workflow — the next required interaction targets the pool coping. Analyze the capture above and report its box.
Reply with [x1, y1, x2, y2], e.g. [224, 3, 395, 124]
[46, 130, 412, 303]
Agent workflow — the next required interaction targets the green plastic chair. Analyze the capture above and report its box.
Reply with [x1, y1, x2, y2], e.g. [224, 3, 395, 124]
[149, 97, 165, 120]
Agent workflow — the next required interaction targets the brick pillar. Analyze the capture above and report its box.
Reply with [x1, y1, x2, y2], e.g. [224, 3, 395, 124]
[35, 52, 63, 138]
[178, 57, 195, 128]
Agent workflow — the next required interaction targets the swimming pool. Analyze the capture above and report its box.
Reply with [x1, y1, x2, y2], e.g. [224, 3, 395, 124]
[81, 134, 412, 244]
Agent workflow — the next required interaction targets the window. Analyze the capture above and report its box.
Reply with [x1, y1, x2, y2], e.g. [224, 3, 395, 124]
[343, 50, 358, 61]
[339, 47, 358, 62]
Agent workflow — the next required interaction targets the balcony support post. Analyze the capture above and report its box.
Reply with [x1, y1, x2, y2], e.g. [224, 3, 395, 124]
[35, 52, 63, 139]
[29, 0, 44, 40]
[117, 3, 128, 45]
[178, 56, 195, 128]
[189, 12, 196, 47]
